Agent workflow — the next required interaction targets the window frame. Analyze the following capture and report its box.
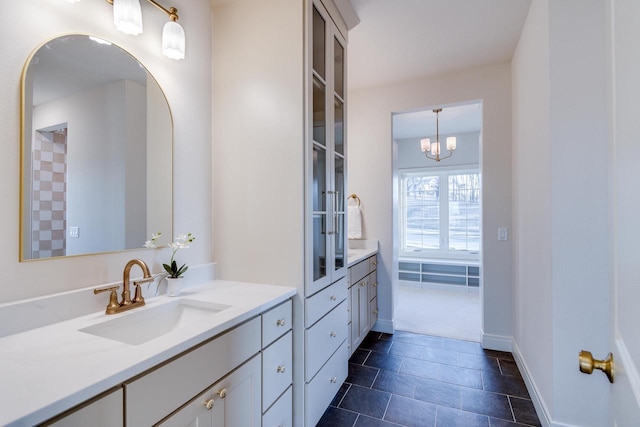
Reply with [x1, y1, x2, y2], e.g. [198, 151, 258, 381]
[399, 166, 481, 261]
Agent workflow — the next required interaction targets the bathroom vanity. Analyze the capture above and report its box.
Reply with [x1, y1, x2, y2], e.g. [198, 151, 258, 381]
[0, 280, 295, 426]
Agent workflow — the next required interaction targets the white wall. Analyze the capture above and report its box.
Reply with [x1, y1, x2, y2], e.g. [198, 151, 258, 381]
[512, 0, 610, 425]
[396, 131, 479, 170]
[1, 0, 212, 303]
[511, 0, 554, 417]
[348, 62, 513, 345]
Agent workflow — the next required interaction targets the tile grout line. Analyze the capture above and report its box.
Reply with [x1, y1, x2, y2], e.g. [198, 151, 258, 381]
[507, 395, 517, 424]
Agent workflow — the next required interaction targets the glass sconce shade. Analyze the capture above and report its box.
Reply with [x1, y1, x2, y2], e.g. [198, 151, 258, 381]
[446, 136, 457, 151]
[162, 20, 185, 60]
[420, 138, 430, 152]
[113, 0, 143, 35]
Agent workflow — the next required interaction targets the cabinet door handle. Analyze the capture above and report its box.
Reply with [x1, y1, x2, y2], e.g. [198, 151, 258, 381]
[373, 261, 377, 266]
[330, 294, 337, 301]
[204, 398, 214, 410]
[277, 365, 286, 373]
[373, 310, 378, 315]
[330, 331, 337, 337]
[217, 388, 227, 399]
[276, 319, 286, 327]
[360, 281, 366, 287]
[330, 376, 337, 383]
[373, 282, 377, 287]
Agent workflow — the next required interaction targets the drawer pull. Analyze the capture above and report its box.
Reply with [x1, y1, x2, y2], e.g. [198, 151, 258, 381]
[277, 365, 286, 373]
[374, 282, 377, 287]
[204, 398, 214, 410]
[330, 331, 337, 338]
[217, 388, 228, 399]
[360, 281, 366, 287]
[373, 261, 377, 266]
[330, 376, 337, 383]
[330, 294, 337, 301]
[373, 310, 378, 315]
[276, 319, 286, 327]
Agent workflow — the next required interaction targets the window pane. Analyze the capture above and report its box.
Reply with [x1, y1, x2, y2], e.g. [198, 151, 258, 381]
[448, 174, 480, 251]
[312, 77, 326, 144]
[334, 38, 344, 98]
[334, 97, 344, 155]
[312, 7, 325, 78]
[404, 175, 440, 250]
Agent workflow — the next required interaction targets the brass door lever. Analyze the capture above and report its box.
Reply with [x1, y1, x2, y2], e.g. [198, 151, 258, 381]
[579, 350, 614, 383]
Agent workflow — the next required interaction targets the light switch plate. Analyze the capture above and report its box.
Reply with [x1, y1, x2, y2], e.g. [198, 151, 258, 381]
[70, 226, 79, 238]
[498, 227, 508, 241]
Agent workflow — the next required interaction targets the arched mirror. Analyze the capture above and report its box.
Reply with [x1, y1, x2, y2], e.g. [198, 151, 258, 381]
[20, 35, 173, 261]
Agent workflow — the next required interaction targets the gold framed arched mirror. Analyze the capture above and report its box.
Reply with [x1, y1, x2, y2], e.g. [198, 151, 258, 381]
[20, 34, 173, 261]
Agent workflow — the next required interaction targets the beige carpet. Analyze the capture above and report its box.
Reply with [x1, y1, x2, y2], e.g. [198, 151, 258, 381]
[395, 285, 481, 342]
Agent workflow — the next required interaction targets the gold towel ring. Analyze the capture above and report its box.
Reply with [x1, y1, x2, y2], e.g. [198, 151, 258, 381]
[348, 194, 361, 206]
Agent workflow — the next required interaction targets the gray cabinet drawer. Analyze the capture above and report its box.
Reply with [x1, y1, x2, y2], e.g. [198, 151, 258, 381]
[262, 299, 292, 347]
[262, 331, 293, 411]
[305, 342, 348, 427]
[124, 317, 260, 427]
[305, 276, 347, 327]
[305, 301, 348, 381]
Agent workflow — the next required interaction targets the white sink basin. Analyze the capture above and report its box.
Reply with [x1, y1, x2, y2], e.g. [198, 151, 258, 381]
[79, 299, 231, 345]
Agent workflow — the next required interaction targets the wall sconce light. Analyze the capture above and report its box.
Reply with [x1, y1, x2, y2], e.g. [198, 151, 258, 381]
[420, 108, 456, 162]
[65, 0, 185, 60]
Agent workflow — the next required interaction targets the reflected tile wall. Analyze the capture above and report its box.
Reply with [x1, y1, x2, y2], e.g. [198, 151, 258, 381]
[32, 129, 66, 259]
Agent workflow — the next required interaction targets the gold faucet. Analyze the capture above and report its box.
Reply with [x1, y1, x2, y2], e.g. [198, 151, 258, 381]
[94, 259, 155, 315]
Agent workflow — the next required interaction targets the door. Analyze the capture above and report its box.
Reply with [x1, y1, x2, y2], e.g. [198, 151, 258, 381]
[609, 0, 640, 424]
[211, 355, 262, 427]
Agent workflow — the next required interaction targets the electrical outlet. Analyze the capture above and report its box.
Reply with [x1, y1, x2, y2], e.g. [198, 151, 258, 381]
[70, 226, 79, 238]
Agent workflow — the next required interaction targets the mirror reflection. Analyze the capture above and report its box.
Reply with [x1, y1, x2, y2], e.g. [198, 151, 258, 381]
[21, 35, 173, 261]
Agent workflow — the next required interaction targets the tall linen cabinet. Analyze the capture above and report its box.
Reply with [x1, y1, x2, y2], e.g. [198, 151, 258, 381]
[211, 1, 353, 426]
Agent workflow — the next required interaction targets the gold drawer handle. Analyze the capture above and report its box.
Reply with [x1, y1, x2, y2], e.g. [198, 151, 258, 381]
[360, 281, 366, 287]
[277, 365, 286, 373]
[373, 310, 378, 315]
[276, 319, 286, 327]
[330, 294, 337, 301]
[330, 331, 337, 338]
[373, 282, 377, 287]
[330, 376, 337, 383]
[217, 388, 228, 399]
[204, 398, 214, 410]
[373, 261, 377, 266]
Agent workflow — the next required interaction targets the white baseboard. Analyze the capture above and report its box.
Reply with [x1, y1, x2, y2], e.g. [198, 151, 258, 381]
[512, 341, 587, 427]
[481, 332, 512, 352]
[512, 341, 552, 427]
[372, 318, 394, 334]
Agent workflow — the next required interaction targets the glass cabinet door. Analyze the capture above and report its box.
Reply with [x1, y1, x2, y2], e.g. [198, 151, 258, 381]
[309, 2, 347, 290]
[311, 5, 329, 285]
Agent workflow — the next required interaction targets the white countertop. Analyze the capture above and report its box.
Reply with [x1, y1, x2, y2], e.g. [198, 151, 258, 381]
[347, 247, 378, 267]
[347, 239, 379, 267]
[0, 280, 296, 426]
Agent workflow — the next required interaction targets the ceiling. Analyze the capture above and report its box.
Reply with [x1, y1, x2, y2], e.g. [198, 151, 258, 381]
[346, 0, 531, 138]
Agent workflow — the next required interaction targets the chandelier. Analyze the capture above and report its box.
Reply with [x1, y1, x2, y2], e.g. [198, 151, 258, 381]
[420, 108, 457, 162]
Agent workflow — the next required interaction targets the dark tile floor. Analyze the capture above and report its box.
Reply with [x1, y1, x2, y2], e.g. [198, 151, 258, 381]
[318, 331, 542, 427]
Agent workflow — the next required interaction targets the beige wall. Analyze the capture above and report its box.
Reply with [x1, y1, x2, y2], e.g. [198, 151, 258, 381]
[348, 62, 513, 346]
[1, 0, 212, 303]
